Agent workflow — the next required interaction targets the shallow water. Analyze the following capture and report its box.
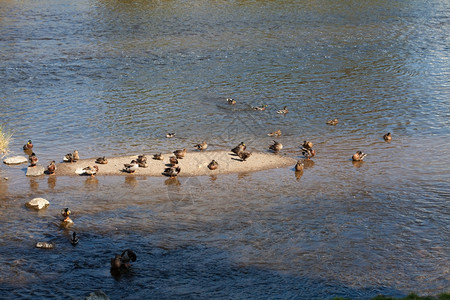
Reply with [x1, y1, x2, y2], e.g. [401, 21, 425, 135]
[0, 0, 449, 299]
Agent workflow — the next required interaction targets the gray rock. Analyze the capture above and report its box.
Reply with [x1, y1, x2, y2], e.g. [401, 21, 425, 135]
[26, 165, 45, 176]
[3, 156, 28, 165]
[85, 290, 110, 300]
[26, 197, 49, 210]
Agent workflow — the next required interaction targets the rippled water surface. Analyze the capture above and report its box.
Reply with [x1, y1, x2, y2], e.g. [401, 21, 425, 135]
[0, 0, 449, 299]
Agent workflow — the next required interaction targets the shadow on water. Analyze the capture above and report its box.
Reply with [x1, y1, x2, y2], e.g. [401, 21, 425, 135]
[0, 239, 406, 300]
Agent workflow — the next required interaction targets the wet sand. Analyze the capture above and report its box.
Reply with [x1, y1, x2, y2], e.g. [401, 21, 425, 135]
[55, 150, 297, 177]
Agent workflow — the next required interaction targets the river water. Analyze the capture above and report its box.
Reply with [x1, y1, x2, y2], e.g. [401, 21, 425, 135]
[0, 0, 449, 299]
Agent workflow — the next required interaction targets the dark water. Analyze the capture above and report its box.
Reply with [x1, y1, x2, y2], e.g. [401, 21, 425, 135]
[0, 0, 449, 299]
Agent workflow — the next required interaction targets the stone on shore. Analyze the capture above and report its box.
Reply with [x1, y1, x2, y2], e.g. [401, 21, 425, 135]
[26, 165, 45, 176]
[26, 197, 50, 210]
[3, 156, 28, 165]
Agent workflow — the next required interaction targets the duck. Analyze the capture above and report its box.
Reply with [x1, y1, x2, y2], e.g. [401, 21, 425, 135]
[194, 141, 208, 151]
[163, 166, 181, 178]
[231, 142, 246, 155]
[152, 153, 164, 160]
[121, 249, 137, 266]
[23, 140, 33, 150]
[383, 132, 392, 142]
[302, 148, 316, 159]
[166, 133, 176, 138]
[123, 160, 139, 173]
[137, 154, 148, 168]
[61, 208, 73, 223]
[47, 161, 56, 175]
[269, 140, 283, 152]
[267, 130, 282, 137]
[95, 156, 108, 164]
[326, 118, 339, 126]
[208, 160, 219, 170]
[73, 150, 79, 162]
[173, 148, 186, 159]
[169, 156, 178, 166]
[29, 152, 38, 167]
[251, 104, 268, 111]
[75, 165, 99, 176]
[238, 151, 252, 161]
[352, 151, 367, 161]
[63, 153, 74, 163]
[110, 255, 122, 270]
[302, 141, 313, 150]
[276, 106, 288, 114]
[70, 232, 79, 246]
[295, 160, 304, 172]
[226, 98, 236, 105]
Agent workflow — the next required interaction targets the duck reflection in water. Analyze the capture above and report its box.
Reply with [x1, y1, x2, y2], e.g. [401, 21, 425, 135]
[124, 176, 138, 187]
[164, 177, 180, 186]
[84, 176, 99, 186]
[29, 178, 39, 192]
[47, 176, 56, 189]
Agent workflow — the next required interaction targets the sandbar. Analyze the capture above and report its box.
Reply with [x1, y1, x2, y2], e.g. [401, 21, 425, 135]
[55, 150, 297, 177]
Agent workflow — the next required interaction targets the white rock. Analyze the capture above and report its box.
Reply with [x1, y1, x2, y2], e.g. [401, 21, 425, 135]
[3, 156, 28, 165]
[26, 197, 49, 210]
[26, 165, 45, 176]
[36, 242, 54, 249]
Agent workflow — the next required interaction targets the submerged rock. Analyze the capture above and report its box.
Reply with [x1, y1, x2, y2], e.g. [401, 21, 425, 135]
[85, 290, 110, 300]
[3, 156, 28, 165]
[26, 197, 49, 210]
[26, 165, 45, 176]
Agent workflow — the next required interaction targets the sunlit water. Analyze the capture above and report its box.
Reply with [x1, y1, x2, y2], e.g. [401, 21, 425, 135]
[0, 0, 449, 299]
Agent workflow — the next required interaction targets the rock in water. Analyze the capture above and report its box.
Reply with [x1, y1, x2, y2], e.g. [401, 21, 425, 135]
[85, 290, 110, 300]
[3, 156, 28, 165]
[36, 242, 54, 249]
[26, 197, 49, 210]
[26, 165, 45, 176]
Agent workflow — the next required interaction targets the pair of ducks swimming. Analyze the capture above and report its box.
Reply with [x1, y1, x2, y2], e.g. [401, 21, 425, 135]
[110, 249, 137, 271]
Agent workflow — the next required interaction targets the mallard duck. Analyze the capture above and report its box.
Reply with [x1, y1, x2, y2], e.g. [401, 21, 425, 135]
[110, 255, 122, 270]
[267, 130, 282, 137]
[173, 148, 186, 159]
[153, 153, 164, 160]
[166, 132, 176, 138]
[227, 98, 236, 105]
[61, 208, 72, 223]
[208, 160, 219, 170]
[63, 153, 74, 163]
[352, 151, 367, 161]
[123, 160, 139, 173]
[70, 232, 79, 246]
[47, 161, 56, 175]
[276, 106, 288, 114]
[76, 165, 99, 176]
[251, 104, 267, 111]
[326, 118, 339, 126]
[295, 160, 304, 172]
[269, 140, 283, 152]
[231, 142, 246, 155]
[121, 249, 137, 265]
[302, 141, 313, 149]
[238, 151, 251, 161]
[23, 140, 33, 150]
[194, 141, 208, 151]
[163, 166, 181, 178]
[73, 150, 79, 162]
[137, 154, 148, 168]
[169, 156, 178, 166]
[29, 152, 38, 167]
[302, 148, 316, 159]
[383, 132, 392, 142]
[95, 156, 108, 164]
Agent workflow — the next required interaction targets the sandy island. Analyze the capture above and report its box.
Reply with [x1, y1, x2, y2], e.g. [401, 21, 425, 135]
[55, 150, 297, 177]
